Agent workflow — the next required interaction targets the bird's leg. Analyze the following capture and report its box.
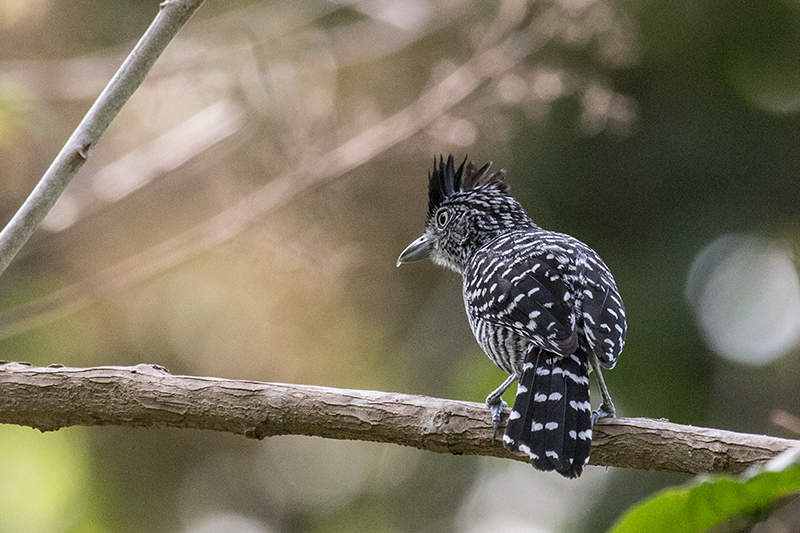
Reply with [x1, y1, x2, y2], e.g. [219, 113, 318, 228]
[486, 372, 518, 441]
[589, 352, 615, 426]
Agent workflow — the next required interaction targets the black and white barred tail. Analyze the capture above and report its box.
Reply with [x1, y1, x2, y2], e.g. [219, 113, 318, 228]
[503, 347, 592, 478]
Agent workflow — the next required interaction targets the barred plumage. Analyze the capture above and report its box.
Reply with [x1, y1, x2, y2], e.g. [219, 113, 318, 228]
[398, 155, 626, 478]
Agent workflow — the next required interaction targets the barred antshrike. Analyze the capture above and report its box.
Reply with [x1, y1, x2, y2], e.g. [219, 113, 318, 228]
[397, 155, 626, 478]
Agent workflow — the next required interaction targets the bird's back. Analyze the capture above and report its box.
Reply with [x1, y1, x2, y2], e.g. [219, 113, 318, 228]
[463, 228, 624, 372]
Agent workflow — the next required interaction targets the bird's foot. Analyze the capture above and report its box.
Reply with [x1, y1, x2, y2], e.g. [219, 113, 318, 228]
[487, 399, 507, 441]
[591, 403, 615, 426]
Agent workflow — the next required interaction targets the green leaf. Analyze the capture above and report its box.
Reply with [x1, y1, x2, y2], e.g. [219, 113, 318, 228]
[609, 465, 800, 533]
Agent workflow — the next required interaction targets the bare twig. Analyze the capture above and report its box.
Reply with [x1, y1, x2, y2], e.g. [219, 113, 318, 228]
[0, 362, 794, 476]
[0, 0, 205, 277]
[772, 409, 800, 437]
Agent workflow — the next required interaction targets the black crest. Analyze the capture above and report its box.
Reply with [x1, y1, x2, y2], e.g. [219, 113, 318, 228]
[427, 154, 508, 217]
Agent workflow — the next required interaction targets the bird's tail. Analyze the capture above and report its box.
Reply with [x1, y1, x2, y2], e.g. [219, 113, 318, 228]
[503, 348, 592, 478]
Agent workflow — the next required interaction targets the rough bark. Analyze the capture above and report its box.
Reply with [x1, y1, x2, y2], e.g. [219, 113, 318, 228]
[0, 362, 795, 476]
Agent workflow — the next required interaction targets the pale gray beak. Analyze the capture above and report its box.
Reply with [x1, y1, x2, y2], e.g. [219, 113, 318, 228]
[397, 235, 433, 267]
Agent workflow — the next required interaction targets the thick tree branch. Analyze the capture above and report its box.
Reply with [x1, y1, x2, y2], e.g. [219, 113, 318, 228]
[0, 362, 795, 476]
[0, 0, 205, 277]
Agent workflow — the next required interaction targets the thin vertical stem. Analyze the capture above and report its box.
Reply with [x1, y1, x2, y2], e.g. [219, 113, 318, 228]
[0, 0, 205, 276]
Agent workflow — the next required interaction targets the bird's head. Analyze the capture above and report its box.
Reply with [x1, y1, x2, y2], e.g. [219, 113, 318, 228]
[397, 154, 532, 274]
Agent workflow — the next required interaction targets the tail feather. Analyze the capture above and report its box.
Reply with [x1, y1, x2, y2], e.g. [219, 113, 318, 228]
[503, 347, 592, 478]
[544, 353, 568, 472]
[567, 351, 592, 476]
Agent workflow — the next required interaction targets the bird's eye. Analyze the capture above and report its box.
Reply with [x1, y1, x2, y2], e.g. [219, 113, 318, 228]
[436, 208, 450, 228]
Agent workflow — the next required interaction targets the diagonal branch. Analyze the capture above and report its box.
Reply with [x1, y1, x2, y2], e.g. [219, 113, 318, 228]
[0, 362, 795, 476]
[0, 0, 205, 277]
[0, 31, 534, 340]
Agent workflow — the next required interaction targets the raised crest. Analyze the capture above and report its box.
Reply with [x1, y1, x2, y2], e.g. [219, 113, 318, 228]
[427, 154, 508, 217]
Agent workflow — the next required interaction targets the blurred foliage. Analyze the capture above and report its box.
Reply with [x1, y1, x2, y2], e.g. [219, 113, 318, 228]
[1, 0, 800, 531]
[0, 425, 94, 533]
[610, 464, 800, 533]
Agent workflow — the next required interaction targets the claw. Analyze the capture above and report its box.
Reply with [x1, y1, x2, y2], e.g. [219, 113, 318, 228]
[591, 403, 615, 426]
[588, 353, 616, 427]
[484, 372, 517, 442]
[489, 399, 507, 441]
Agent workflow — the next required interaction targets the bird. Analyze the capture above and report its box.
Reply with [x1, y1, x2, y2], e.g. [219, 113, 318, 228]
[397, 154, 626, 478]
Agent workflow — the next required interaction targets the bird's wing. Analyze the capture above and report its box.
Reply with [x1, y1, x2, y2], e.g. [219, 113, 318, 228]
[465, 243, 579, 356]
[578, 265, 626, 369]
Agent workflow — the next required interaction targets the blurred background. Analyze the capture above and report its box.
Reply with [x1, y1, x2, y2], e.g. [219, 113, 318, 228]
[1, 0, 800, 531]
